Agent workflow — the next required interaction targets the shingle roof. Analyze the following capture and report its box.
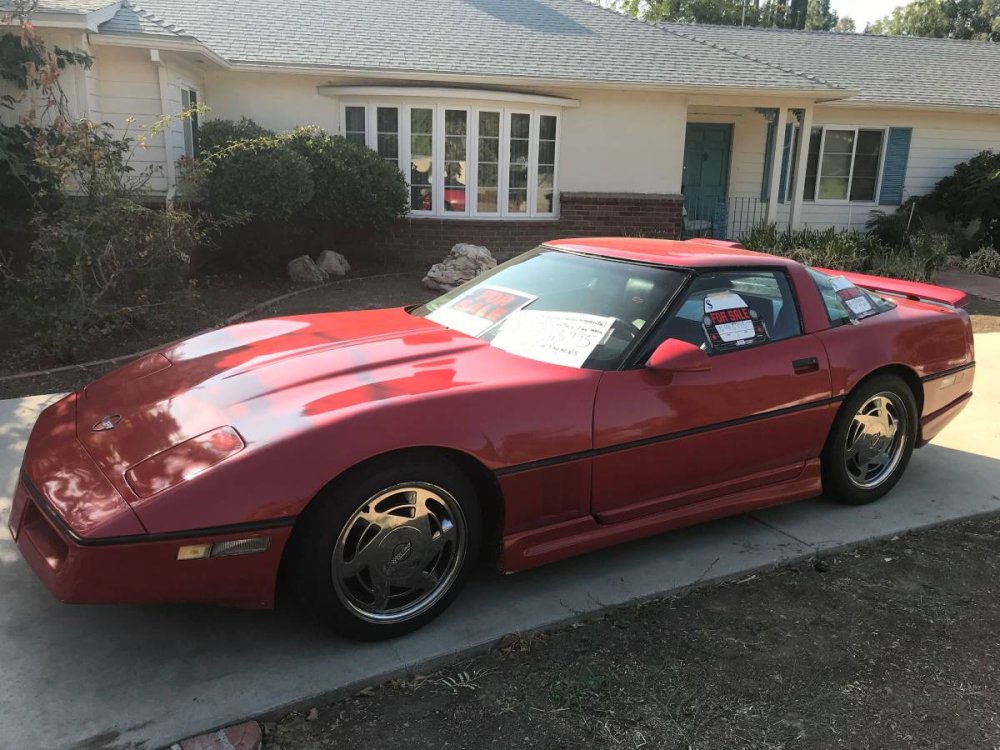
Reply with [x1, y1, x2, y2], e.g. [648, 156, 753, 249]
[660, 23, 1000, 109]
[93, 0, 838, 92]
[99, 2, 183, 37]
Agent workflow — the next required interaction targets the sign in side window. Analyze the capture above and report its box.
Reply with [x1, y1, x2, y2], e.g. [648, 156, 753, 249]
[426, 285, 536, 337]
[829, 276, 876, 318]
[491, 310, 615, 368]
[702, 291, 769, 351]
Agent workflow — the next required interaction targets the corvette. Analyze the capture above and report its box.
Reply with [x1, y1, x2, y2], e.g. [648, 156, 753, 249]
[8, 238, 975, 640]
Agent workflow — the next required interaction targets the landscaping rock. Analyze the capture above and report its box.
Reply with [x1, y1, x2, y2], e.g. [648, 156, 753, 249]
[287, 255, 328, 284]
[422, 243, 497, 292]
[317, 250, 351, 277]
[175, 721, 262, 750]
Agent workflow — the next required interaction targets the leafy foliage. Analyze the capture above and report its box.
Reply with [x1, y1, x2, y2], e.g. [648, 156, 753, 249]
[609, 0, 844, 30]
[1, 9, 206, 361]
[868, 0, 1000, 40]
[964, 246, 1000, 275]
[917, 150, 1000, 249]
[184, 118, 408, 271]
[740, 223, 951, 281]
[197, 116, 274, 155]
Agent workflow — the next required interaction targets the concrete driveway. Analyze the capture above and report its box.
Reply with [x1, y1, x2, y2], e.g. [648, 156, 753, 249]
[2, 334, 998, 750]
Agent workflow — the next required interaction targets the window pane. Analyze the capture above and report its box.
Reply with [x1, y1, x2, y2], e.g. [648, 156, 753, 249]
[510, 113, 530, 139]
[818, 177, 849, 200]
[376, 106, 399, 165]
[536, 115, 557, 213]
[444, 110, 467, 212]
[479, 111, 500, 138]
[821, 153, 852, 178]
[345, 106, 366, 144]
[508, 113, 530, 214]
[539, 114, 557, 141]
[410, 108, 433, 211]
[850, 130, 884, 202]
[477, 111, 500, 215]
[803, 127, 822, 201]
[824, 130, 855, 155]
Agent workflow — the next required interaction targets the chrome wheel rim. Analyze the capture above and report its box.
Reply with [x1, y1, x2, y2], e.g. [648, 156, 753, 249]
[844, 393, 907, 490]
[332, 482, 466, 624]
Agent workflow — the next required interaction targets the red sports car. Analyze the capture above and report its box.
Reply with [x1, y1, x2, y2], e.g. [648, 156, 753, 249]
[8, 238, 975, 640]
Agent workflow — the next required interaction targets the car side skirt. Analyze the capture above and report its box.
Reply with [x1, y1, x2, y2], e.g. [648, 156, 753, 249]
[499, 458, 822, 572]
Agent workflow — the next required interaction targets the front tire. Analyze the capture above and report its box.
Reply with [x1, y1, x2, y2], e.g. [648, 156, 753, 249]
[295, 455, 482, 640]
[822, 374, 918, 505]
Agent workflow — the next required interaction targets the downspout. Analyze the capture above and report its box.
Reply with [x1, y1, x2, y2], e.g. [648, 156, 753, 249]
[151, 48, 177, 204]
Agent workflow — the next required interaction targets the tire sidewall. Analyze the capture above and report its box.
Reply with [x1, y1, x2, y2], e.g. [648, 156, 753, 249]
[295, 455, 482, 640]
[822, 374, 918, 505]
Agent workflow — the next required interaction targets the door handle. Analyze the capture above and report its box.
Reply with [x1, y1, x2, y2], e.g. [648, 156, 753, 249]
[792, 357, 819, 375]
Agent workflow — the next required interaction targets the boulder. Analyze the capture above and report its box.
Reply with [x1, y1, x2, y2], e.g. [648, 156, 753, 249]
[422, 243, 497, 292]
[317, 250, 351, 277]
[287, 255, 328, 284]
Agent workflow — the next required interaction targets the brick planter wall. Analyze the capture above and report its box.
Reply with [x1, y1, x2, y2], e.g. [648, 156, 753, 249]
[334, 192, 684, 270]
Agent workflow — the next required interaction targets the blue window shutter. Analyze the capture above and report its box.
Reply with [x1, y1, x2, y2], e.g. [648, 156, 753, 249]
[761, 120, 776, 201]
[777, 124, 793, 204]
[878, 127, 912, 206]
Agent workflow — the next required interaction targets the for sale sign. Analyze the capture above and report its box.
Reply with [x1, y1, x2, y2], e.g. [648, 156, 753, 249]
[427, 285, 537, 337]
[702, 291, 768, 350]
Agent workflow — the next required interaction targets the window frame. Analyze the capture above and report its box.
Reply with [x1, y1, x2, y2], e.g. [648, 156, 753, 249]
[634, 266, 804, 364]
[180, 87, 200, 158]
[340, 100, 560, 220]
[808, 126, 889, 205]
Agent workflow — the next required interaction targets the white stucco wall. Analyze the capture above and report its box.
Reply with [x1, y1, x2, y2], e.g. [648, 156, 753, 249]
[202, 71, 688, 195]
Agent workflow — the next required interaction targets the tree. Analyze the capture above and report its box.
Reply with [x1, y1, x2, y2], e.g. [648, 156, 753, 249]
[805, 0, 839, 29]
[834, 15, 857, 31]
[868, 0, 1000, 40]
[620, 0, 843, 30]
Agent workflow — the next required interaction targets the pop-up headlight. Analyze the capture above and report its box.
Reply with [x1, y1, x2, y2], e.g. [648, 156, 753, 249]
[125, 426, 245, 498]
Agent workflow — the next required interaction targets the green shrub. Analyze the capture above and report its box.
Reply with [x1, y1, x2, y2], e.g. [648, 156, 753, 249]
[285, 126, 409, 233]
[963, 246, 1000, 277]
[183, 120, 409, 272]
[198, 138, 315, 224]
[919, 150, 1000, 250]
[740, 223, 949, 281]
[197, 117, 274, 155]
[2, 120, 203, 361]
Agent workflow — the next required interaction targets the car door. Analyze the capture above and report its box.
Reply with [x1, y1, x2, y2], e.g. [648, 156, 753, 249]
[591, 267, 835, 524]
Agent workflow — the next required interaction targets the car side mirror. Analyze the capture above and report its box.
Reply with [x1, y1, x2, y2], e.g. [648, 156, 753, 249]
[646, 338, 712, 373]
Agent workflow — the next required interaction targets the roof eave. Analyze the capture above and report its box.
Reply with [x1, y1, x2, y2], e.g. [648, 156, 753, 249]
[821, 99, 1000, 115]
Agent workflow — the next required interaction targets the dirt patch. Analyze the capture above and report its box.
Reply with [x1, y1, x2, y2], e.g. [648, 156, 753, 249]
[967, 296, 1000, 334]
[0, 273, 433, 399]
[264, 513, 1000, 750]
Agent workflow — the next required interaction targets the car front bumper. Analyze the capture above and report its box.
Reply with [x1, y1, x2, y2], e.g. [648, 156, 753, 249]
[9, 473, 290, 609]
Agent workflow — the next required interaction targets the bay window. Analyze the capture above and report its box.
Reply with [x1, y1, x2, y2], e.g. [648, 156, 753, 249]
[799, 126, 886, 203]
[341, 100, 559, 218]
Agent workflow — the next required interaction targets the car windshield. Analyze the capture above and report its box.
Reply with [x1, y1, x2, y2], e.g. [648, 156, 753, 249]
[807, 267, 895, 326]
[412, 247, 687, 370]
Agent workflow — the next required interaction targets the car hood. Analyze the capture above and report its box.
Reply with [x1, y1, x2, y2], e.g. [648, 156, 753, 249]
[76, 308, 500, 490]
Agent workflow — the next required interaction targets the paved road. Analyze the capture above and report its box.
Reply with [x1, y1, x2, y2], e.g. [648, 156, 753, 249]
[2, 335, 998, 750]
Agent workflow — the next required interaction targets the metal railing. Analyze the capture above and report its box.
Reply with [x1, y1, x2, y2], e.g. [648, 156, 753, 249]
[682, 196, 766, 242]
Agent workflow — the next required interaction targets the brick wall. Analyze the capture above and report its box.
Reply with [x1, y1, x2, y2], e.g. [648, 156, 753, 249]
[335, 192, 684, 270]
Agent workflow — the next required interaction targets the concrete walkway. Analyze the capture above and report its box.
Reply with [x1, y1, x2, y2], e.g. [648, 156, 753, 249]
[2, 335, 998, 750]
[936, 269, 1000, 302]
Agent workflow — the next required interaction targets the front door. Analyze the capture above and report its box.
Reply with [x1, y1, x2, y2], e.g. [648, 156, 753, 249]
[591, 267, 834, 523]
[682, 123, 732, 237]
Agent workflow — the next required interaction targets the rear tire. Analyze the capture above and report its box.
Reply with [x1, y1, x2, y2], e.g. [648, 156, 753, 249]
[295, 455, 482, 641]
[822, 374, 917, 505]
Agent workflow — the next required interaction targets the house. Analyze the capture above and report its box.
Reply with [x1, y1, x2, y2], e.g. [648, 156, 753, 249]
[4, 0, 1000, 261]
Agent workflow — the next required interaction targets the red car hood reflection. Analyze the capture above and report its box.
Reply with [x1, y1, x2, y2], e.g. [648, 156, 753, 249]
[76, 308, 495, 492]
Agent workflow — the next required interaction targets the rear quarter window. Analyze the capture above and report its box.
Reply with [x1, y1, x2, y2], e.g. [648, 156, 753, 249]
[807, 268, 894, 327]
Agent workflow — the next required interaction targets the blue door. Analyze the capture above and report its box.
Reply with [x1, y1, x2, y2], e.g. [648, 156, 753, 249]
[682, 123, 732, 238]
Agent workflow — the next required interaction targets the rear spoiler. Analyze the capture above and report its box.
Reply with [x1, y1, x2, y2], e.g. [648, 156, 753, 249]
[814, 268, 969, 309]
